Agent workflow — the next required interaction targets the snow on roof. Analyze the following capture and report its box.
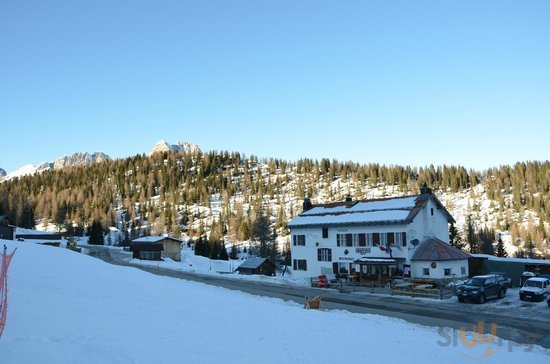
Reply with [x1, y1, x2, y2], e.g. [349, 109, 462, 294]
[471, 254, 550, 265]
[525, 277, 550, 282]
[301, 196, 418, 216]
[132, 236, 182, 243]
[237, 257, 274, 270]
[289, 209, 411, 227]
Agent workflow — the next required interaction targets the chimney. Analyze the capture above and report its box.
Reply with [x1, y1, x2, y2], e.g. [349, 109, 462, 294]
[303, 197, 312, 212]
[345, 195, 352, 202]
[420, 182, 432, 195]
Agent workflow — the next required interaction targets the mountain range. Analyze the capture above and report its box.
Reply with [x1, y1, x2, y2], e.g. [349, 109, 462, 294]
[0, 140, 200, 181]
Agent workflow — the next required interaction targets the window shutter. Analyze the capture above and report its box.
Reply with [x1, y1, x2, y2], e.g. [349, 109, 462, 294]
[293, 260, 297, 270]
[328, 249, 332, 261]
[304, 260, 307, 271]
[292, 235, 296, 246]
[373, 233, 380, 245]
[388, 232, 395, 245]
[346, 234, 353, 246]
[333, 262, 339, 274]
[359, 233, 366, 246]
[402, 232, 407, 246]
[336, 234, 340, 247]
[317, 248, 322, 261]
[322, 227, 328, 239]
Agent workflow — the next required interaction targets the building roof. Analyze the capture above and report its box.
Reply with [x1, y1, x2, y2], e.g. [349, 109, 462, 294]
[132, 236, 183, 244]
[470, 254, 550, 265]
[130, 242, 164, 252]
[411, 237, 470, 261]
[288, 193, 454, 228]
[237, 257, 275, 270]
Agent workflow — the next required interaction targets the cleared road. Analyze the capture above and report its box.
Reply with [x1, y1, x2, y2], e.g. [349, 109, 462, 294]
[84, 246, 550, 350]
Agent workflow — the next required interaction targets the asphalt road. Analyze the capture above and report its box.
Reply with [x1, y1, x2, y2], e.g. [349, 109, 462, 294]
[84, 246, 550, 350]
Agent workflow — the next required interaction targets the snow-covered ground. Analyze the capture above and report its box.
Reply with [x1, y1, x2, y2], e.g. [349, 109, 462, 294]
[1, 240, 548, 363]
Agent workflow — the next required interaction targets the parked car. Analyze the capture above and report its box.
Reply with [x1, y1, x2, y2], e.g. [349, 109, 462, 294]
[457, 274, 509, 304]
[519, 277, 550, 302]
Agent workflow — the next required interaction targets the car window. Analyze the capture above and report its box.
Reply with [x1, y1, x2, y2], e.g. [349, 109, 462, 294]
[485, 277, 495, 285]
[525, 280, 542, 288]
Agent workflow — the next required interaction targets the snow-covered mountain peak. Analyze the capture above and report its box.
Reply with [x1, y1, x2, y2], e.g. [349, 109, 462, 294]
[149, 140, 201, 156]
[53, 152, 111, 170]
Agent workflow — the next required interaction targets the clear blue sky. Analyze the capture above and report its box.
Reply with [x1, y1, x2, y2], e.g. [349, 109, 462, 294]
[1, 0, 549, 173]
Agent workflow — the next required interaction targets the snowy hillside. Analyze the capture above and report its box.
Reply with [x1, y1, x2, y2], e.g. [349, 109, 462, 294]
[1, 240, 548, 363]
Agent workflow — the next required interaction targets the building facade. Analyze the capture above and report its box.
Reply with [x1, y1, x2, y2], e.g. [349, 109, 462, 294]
[288, 187, 469, 281]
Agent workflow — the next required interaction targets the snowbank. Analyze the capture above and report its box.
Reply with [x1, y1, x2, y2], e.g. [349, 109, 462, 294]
[0, 240, 548, 363]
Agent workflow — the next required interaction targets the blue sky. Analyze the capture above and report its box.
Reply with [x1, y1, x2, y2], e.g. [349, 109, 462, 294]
[1, 0, 548, 173]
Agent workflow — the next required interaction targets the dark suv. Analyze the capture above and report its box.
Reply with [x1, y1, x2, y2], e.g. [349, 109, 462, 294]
[457, 274, 509, 304]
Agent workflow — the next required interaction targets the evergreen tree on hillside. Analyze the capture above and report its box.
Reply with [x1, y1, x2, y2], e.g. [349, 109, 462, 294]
[88, 220, 104, 245]
[525, 234, 536, 258]
[252, 211, 271, 258]
[495, 237, 508, 257]
[465, 215, 479, 254]
[449, 223, 465, 251]
[229, 244, 238, 260]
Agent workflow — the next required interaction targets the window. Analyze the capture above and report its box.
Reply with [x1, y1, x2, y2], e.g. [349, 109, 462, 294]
[317, 248, 332, 261]
[292, 235, 305, 246]
[461, 267, 466, 275]
[387, 232, 395, 245]
[358, 233, 366, 247]
[444, 268, 452, 276]
[337, 234, 345, 247]
[380, 233, 388, 246]
[373, 233, 380, 246]
[322, 227, 328, 239]
[333, 262, 349, 274]
[394, 232, 407, 247]
[293, 259, 307, 271]
[423, 268, 430, 276]
[345, 234, 353, 247]
[431, 208, 434, 216]
[366, 233, 373, 246]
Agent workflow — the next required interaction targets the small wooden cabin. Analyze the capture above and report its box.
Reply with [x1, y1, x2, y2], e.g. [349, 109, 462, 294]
[130, 242, 164, 261]
[132, 236, 183, 261]
[236, 257, 277, 276]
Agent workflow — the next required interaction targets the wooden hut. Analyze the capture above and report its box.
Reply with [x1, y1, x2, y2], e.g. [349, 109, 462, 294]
[132, 236, 183, 261]
[236, 257, 277, 276]
[130, 242, 164, 261]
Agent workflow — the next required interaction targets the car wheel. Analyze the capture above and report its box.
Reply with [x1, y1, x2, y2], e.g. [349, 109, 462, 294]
[478, 294, 486, 304]
[498, 289, 505, 299]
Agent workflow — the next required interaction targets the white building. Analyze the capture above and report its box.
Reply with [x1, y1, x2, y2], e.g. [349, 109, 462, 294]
[288, 186, 469, 283]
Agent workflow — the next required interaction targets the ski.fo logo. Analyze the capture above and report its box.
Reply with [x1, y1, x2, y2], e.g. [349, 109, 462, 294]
[437, 321, 533, 359]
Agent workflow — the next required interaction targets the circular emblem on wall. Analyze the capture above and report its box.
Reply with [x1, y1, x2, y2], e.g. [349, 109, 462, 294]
[431, 261, 437, 269]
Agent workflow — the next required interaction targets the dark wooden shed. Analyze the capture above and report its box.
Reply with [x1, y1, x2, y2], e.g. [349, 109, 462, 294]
[236, 257, 277, 276]
[130, 242, 164, 261]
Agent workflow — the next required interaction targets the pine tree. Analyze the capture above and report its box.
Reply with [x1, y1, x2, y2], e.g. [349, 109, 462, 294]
[88, 220, 104, 245]
[495, 237, 508, 257]
[449, 223, 465, 251]
[229, 244, 238, 260]
[252, 212, 271, 257]
[465, 215, 479, 254]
